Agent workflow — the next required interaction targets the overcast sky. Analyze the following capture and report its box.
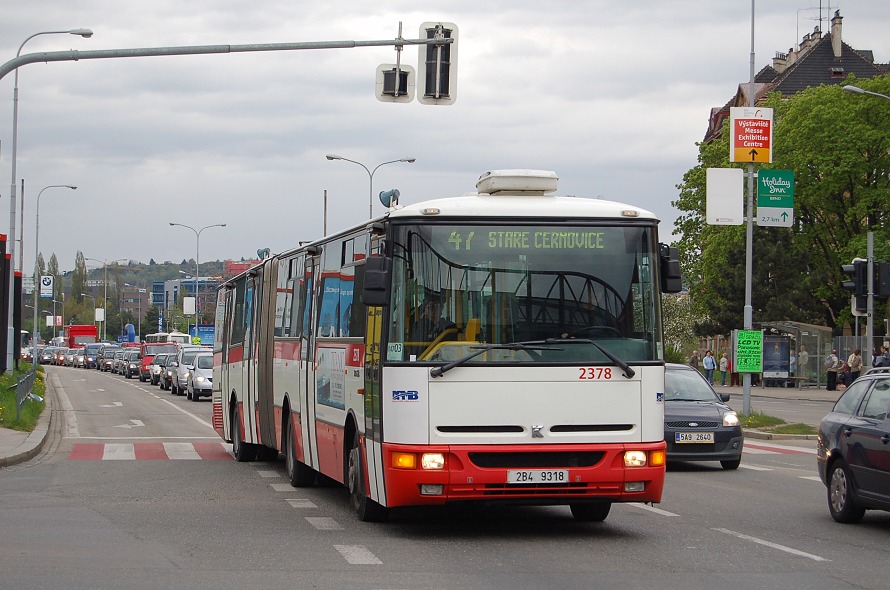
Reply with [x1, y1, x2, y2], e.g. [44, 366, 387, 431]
[1, 1, 888, 275]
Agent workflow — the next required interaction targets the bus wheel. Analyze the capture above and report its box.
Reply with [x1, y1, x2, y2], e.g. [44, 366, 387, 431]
[286, 418, 314, 487]
[570, 502, 611, 522]
[230, 405, 256, 463]
[347, 432, 388, 522]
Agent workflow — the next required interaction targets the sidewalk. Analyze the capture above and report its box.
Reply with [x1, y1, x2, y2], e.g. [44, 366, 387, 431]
[717, 381, 841, 404]
[0, 373, 54, 468]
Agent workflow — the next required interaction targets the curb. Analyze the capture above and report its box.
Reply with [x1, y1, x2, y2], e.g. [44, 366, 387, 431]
[0, 371, 54, 468]
[742, 428, 818, 441]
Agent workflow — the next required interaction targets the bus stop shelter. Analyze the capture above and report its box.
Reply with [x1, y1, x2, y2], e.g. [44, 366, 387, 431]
[759, 321, 832, 389]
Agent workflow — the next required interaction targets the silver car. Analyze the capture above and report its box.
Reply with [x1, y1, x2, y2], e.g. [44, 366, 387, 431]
[171, 347, 208, 396]
[187, 352, 213, 401]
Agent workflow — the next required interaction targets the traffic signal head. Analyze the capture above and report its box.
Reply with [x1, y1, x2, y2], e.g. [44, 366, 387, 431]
[841, 258, 867, 297]
[876, 261, 890, 299]
[417, 22, 458, 105]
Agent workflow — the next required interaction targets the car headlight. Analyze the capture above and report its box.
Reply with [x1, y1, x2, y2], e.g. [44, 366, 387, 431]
[195, 376, 206, 383]
[182, 371, 190, 379]
[723, 412, 740, 427]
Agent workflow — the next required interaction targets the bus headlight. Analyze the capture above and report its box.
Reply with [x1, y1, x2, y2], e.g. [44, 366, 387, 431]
[624, 451, 648, 467]
[421, 453, 445, 470]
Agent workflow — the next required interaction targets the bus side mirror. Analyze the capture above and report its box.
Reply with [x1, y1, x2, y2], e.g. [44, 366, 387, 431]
[660, 244, 682, 293]
[362, 256, 392, 307]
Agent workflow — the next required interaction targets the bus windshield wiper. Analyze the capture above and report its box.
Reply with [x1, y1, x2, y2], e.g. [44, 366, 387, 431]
[529, 338, 636, 379]
[429, 341, 559, 378]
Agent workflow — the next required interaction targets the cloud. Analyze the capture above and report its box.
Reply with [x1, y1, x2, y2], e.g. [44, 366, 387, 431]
[0, 0, 887, 272]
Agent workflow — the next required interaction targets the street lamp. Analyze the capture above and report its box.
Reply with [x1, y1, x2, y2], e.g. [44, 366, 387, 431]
[85, 257, 127, 342]
[843, 85, 890, 101]
[81, 293, 97, 326]
[10, 28, 92, 373]
[325, 154, 415, 218]
[169, 222, 226, 339]
[31, 185, 76, 353]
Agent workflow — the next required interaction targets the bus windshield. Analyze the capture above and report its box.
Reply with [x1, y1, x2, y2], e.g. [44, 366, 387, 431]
[385, 222, 663, 365]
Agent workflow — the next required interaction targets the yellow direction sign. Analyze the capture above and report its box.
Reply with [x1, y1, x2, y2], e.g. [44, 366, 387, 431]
[730, 107, 773, 164]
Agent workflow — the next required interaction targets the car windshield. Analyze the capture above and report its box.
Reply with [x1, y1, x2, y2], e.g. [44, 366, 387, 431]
[665, 368, 718, 402]
[195, 355, 213, 369]
[181, 351, 201, 364]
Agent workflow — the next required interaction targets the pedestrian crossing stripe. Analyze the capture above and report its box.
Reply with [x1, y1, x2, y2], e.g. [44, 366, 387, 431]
[68, 442, 233, 461]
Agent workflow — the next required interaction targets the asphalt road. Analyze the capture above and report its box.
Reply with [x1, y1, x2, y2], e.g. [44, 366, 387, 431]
[0, 366, 888, 590]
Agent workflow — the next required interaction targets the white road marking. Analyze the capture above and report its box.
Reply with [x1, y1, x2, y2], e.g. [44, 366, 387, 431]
[738, 464, 773, 471]
[285, 498, 317, 509]
[799, 476, 823, 482]
[163, 442, 202, 460]
[714, 528, 829, 562]
[306, 517, 343, 530]
[334, 545, 382, 565]
[627, 502, 680, 517]
[103, 443, 136, 460]
[75, 436, 219, 440]
[270, 483, 294, 492]
[99, 401, 123, 407]
[256, 470, 280, 478]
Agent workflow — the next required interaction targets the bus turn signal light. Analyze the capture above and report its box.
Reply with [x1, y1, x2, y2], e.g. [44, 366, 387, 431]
[392, 452, 417, 469]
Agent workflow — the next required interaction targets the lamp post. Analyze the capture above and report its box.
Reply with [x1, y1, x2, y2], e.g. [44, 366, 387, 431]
[843, 85, 890, 101]
[10, 28, 92, 373]
[30, 184, 76, 356]
[81, 292, 97, 326]
[169, 222, 226, 339]
[325, 154, 415, 219]
[85, 257, 126, 342]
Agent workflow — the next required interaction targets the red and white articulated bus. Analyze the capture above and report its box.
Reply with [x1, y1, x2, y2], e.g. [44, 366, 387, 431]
[213, 169, 681, 522]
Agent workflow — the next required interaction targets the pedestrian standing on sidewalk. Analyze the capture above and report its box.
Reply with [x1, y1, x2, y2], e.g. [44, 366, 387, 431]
[847, 349, 862, 383]
[689, 350, 700, 372]
[703, 350, 717, 384]
[825, 349, 840, 391]
[719, 353, 729, 386]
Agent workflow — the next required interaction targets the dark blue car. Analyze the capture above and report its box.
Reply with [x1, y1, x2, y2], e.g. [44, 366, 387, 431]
[663, 363, 744, 470]
[817, 367, 890, 523]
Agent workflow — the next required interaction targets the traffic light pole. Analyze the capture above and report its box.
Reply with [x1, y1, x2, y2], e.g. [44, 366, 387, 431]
[867, 232, 874, 369]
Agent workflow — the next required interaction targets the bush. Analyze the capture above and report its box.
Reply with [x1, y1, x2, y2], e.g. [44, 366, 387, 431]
[0, 363, 46, 432]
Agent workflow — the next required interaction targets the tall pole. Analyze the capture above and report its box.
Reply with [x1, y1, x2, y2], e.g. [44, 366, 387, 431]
[10, 29, 92, 372]
[31, 185, 76, 354]
[742, 0, 756, 415]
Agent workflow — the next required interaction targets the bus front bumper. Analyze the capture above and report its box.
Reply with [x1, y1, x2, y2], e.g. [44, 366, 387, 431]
[379, 441, 666, 508]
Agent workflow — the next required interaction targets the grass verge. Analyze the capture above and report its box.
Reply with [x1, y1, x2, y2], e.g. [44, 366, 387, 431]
[0, 363, 46, 432]
[739, 409, 817, 435]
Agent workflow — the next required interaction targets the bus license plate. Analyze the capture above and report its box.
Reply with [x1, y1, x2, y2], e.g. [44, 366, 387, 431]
[507, 469, 568, 484]
[675, 432, 715, 443]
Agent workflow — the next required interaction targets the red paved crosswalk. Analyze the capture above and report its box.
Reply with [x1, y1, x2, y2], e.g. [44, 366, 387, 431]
[68, 441, 233, 461]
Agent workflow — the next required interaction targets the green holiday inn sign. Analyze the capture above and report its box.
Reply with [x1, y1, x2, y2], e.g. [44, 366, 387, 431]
[757, 170, 794, 228]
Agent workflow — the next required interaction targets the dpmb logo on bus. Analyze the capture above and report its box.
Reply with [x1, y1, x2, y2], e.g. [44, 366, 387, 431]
[730, 107, 773, 164]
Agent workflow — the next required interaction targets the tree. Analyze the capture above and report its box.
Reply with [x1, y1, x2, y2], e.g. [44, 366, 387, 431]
[47, 254, 61, 302]
[673, 75, 890, 335]
[71, 251, 88, 304]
